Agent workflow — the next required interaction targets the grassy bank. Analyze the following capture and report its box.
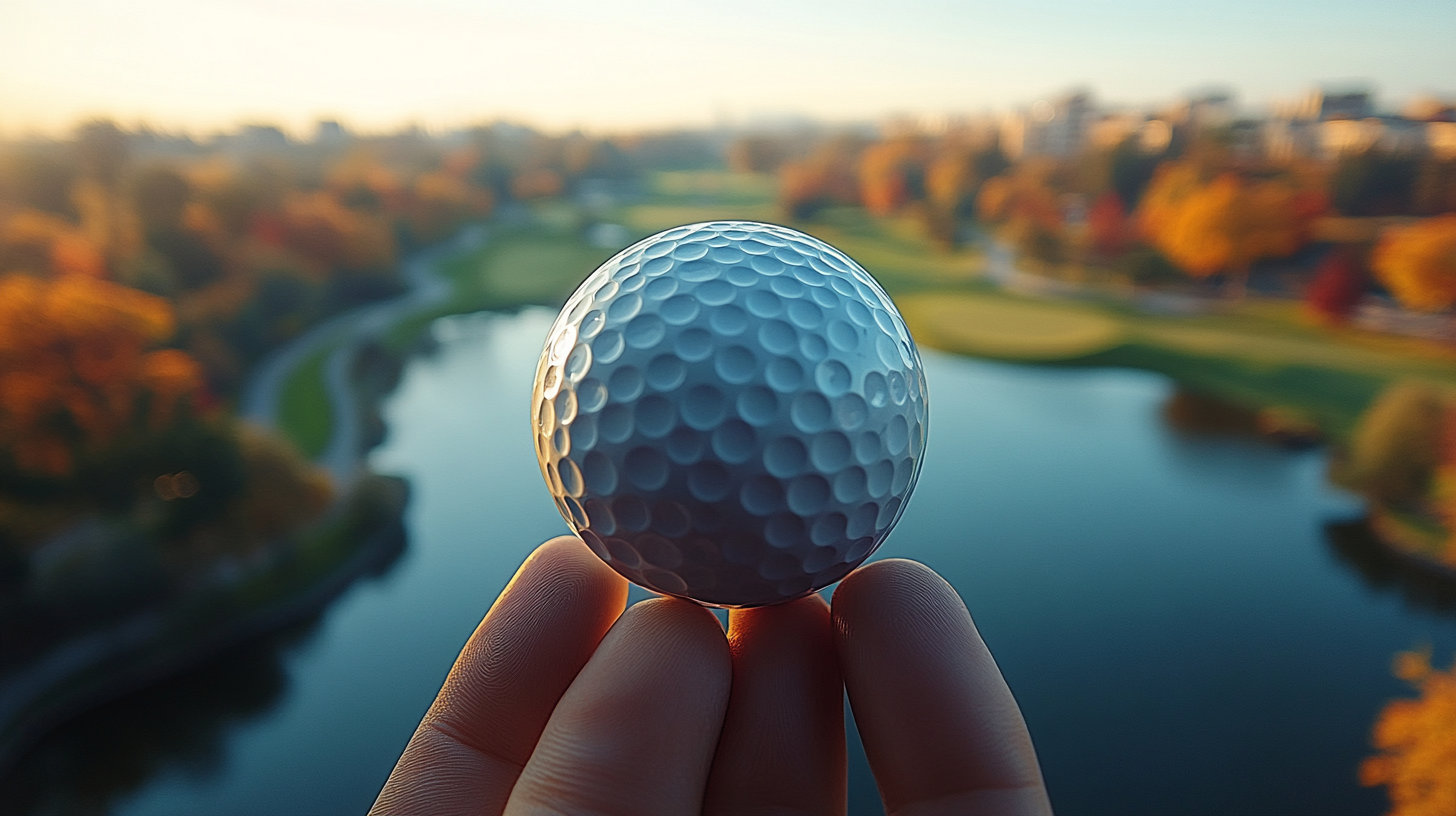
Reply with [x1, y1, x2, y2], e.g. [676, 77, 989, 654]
[897, 286, 1456, 441]
[278, 347, 333, 458]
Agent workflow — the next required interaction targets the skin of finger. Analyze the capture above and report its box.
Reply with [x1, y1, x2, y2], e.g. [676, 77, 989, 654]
[370, 536, 628, 816]
[702, 594, 847, 816]
[832, 559, 1052, 816]
[504, 597, 732, 816]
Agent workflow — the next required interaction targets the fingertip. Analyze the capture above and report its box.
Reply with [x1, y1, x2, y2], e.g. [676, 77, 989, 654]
[497, 536, 629, 620]
[705, 593, 846, 816]
[834, 557, 953, 609]
[371, 537, 629, 815]
[618, 597, 732, 677]
[504, 597, 732, 814]
[831, 559, 1050, 815]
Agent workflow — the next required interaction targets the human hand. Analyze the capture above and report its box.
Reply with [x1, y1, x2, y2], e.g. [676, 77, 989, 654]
[370, 536, 1051, 816]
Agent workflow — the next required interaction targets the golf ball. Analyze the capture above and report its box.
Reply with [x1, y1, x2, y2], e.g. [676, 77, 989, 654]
[532, 221, 927, 607]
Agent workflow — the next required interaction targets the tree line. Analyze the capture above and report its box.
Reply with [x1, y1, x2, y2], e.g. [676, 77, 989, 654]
[742, 123, 1456, 321]
[0, 119, 643, 659]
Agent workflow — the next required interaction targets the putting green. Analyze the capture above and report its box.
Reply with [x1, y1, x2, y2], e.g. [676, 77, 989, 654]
[900, 292, 1124, 360]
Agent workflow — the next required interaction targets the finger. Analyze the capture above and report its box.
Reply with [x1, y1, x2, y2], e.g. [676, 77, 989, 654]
[703, 594, 846, 816]
[504, 597, 731, 816]
[370, 536, 628, 816]
[832, 559, 1051, 816]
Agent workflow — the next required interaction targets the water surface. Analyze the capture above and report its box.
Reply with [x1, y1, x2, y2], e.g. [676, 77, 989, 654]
[22, 307, 1456, 814]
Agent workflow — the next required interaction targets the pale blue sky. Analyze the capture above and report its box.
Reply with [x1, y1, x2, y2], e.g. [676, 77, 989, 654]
[0, 0, 1451, 136]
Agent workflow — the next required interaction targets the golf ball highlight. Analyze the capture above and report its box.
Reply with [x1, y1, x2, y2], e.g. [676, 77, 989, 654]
[532, 221, 927, 607]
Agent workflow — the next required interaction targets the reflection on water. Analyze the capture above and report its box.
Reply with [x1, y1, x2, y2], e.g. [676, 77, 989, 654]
[1327, 519, 1456, 617]
[0, 621, 315, 815]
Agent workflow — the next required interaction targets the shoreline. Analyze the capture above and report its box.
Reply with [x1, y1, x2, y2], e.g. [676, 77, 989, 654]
[0, 475, 408, 774]
[0, 226, 481, 775]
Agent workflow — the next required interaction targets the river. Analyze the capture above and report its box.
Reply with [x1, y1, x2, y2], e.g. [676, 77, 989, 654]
[10, 307, 1456, 815]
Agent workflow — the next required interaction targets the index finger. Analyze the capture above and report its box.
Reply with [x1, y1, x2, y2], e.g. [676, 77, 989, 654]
[832, 559, 1052, 816]
[370, 536, 628, 816]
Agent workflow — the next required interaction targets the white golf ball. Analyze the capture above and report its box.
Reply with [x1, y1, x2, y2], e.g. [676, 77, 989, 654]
[532, 221, 927, 607]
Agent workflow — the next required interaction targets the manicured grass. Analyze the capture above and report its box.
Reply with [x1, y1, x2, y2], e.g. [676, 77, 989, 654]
[279, 347, 333, 459]
[902, 284, 1456, 439]
[382, 226, 618, 351]
[647, 171, 779, 205]
[790, 208, 983, 292]
[475, 236, 613, 303]
[620, 203, 780, 235]
[390, 171, 1456, 445]
[900, 291, 1125, 360]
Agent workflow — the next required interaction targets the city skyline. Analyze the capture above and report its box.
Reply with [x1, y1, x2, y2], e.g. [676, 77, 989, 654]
[1, 0, 1452, 137]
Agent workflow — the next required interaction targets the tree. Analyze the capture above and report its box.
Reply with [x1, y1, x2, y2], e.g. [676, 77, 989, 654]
[1086, 191, 1131, 258]
[777, 137, 863, 221]
[1, 209, 106, 278]
[1331, 382, 1445, 506]
[1108, 138, 1163, 208]
[728, 136, 790, 174]
[279, 192, 394, 275]
[1304, 247, 1367, 323]
[73, 120, 128, 189]
[920, 144, 1008, 247]
[1371, 215, 1456, 311]
[1137, 162, 1322, 295]
[1331, 150, 1419, 216]
[1361, 648, 1456, 816]
[0, 274, 203, 476]
[132, 167, 191, 233]
[857, 137, 927, 217]
[976, 163, 1067, 265]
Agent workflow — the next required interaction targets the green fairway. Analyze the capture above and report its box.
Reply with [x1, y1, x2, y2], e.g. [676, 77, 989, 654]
[900, 291, 1125, 360]
[475, 236, 614, 303]
[790, 208, 984, 291]
[395, 170, 1456, 445]
[279, 347, 333, 459]
[384, 225, 619, 351]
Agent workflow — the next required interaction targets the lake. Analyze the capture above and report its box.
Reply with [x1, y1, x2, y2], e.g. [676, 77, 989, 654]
[10, 307, 1456, 815]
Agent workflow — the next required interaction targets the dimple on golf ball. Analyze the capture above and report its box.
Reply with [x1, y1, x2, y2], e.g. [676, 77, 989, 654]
[532, 221, 927, 607]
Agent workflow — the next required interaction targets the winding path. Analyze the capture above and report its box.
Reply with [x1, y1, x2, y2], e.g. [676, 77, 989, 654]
[240, 225, 485, 485]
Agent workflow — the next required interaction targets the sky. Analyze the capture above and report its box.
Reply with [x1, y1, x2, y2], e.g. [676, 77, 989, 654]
[1, 0, 1452, 137]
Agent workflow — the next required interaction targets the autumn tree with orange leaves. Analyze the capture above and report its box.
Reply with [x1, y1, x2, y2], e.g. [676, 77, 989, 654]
[1371, 215, 1456, 312]
[1361, 648, 1456, 816]
[1086, 191, 1133, 259]
[977, 161, 1068, 265]
[857, 137, 928, 217]
[778, 136, 865, 220]
[1137, 161, 1325, 295]
[0, 274, 203, 476]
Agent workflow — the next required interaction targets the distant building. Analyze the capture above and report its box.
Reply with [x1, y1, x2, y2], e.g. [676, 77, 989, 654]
[1087, 113, 1142, 151]
[1276, 87, 1374, 122]
[214, 124, 290, 154]
[1263, 119, 1314, 162]
[1404, 96, 1456, 122]
[1001, 91, 1095, 159]
[1085, 113, 1172, 154]
[1318, 117, 1426, 159]
[315, 119, 349, 145]
[1178, 90, 1236, 129]
[1426, 122, 1456, 159]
